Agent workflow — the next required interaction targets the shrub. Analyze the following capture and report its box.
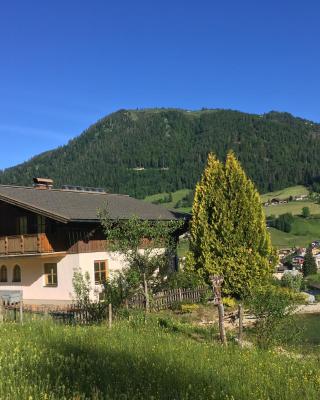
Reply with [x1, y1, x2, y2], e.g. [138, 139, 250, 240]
[222, 296, 237, 308]
[165, 268, 206, 289]
[280, 272, 303, 292]
[180, 303, 199, 314]
[72, 270, 107, 323]
[248, 285, 301, 347]
[302, 206, 311, 218]
[315, 294, 320, 302]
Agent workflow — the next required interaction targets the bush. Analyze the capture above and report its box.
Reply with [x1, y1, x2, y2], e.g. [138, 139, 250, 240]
[222, 296, 237, 308]
[72, 270, 107, 323]
[248, 285, 301, 348]
[280, 273, 303, 292]
[302, 206, 311, 218]
[180, 303, 199, 314]
[165, 268, 206, 289]
[103, 268, 141, 311]
[315, 294, 320, 302]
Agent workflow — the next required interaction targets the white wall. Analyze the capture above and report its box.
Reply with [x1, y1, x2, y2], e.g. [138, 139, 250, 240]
[0, 251, 128, 305]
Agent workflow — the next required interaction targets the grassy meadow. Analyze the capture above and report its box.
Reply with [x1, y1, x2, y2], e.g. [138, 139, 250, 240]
[144, 189, 192, 213]
[260, 185, 309, 202]
[268, 217, 320, 248]
[1, 318, 320, 400]
[264, 200, 320, 217]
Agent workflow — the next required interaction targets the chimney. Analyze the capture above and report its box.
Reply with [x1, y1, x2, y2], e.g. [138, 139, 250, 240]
[33, 177, 54, 189]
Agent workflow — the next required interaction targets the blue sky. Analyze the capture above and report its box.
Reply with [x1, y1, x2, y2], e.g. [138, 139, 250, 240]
[0, 0, 319, 169]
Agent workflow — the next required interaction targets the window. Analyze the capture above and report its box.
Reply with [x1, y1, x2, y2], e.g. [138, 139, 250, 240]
[37, 215, 46, 233]
[12, 265, 21, 283]
[17, 216, 28, 234]
[94, 260, 108, 284]
[0, 266, 7, 282]
[44, 263, 58, 287]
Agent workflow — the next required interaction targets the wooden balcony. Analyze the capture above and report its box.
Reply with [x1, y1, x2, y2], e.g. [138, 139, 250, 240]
[0, 233, 54, 255]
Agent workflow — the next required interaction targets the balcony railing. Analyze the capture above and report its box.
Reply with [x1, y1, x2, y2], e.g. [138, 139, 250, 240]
[0, 233, 54, 255]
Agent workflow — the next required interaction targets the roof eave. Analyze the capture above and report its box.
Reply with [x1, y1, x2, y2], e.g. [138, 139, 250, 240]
[0, 195, 69, 224]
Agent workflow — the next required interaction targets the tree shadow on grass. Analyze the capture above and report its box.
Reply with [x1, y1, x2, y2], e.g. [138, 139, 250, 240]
[30, 332, 233, 400]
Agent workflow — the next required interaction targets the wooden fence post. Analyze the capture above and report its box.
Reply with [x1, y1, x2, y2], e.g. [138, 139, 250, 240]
[143, 273, 150, 313]
[0, 300, 4, 323]
[238, 303, 243, 347]
[20, 301, 23, 324]
[217, 303, 227, 344]
[108, 303, 112, 329]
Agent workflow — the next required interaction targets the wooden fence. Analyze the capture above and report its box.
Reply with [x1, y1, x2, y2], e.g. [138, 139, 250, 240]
[2, 303, 107, 324]
[1, 286, 212, 324]
[129, 286, 211, 311]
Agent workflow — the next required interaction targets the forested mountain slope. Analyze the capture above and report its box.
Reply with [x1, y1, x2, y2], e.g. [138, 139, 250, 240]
[1, 109, 320, 198]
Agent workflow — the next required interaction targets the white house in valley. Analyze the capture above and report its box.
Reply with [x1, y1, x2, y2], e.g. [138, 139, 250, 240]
[0, 179, 183, 305]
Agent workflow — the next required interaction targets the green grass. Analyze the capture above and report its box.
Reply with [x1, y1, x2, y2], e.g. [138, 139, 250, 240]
[294, 314, 320, 347]
[177, 238, 190, 257]
[305, 273, 320, 285]
[264, 200, 320, 217]
[261, 185, 309, 202]
[144, 189, 192, 212]
[0, 319, 320, 399]
[269, 217, 320, 248]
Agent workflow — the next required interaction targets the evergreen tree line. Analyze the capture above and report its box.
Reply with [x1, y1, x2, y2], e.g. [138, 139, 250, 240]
[267, 213, 294, 233]
[1, 108, 320, 198]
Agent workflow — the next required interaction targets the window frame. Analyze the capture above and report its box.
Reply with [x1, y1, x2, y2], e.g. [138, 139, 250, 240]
[12, 265, 21, 283]
[94, 260, 108, 285]
[44, 263, 58, 287]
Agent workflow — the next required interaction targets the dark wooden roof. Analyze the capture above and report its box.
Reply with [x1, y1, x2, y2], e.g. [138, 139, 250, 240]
[0, 185, 181, 223]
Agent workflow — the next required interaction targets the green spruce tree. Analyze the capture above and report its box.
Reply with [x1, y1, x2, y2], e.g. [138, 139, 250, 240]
[188, 151, 274, 297]
[302, 246, 317, 277]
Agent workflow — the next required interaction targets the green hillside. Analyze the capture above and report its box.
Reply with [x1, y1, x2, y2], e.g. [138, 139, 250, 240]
[144, 189, 192, 213]
[261, 185, 309, 202]
[263, 200, 320, 217]
[1, 108, 320, 198]
[144, 186, 320, 249]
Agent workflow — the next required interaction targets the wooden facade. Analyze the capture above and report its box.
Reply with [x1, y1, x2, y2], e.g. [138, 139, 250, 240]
[0, 201, 107, 256]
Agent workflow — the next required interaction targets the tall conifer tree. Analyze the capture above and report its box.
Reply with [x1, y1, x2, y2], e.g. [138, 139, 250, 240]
[302, 246, 317, 277]
[189, 151, 274, 296]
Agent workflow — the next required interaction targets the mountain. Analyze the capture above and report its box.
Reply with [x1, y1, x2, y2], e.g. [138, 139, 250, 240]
[1, 108, 320, 198]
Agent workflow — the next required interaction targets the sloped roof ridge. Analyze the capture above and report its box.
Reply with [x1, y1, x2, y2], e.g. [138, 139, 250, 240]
[0, 184, 111, 196]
